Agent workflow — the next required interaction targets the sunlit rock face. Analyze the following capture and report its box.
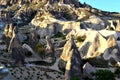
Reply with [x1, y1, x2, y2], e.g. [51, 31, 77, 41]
[45, 36, 55, 59]
[107, 20, 120, 31]
[81, 15, 106, 30]
[79, 31, 107, 58]
[78, 30, 120, 67]
[60, 38, 83, 80]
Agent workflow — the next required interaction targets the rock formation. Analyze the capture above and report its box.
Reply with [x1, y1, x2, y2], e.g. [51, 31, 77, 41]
[28, 31, 38, 49]
[2, 24, 21, 52]
[10, 47, 25, 66]
[45, 36, 55, 59]
[60, 37, 83, 80]
[83, 62, 96, 79]
[79, 30, 120, 66]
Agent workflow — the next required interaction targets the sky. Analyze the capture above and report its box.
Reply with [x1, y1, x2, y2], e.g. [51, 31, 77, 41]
[79, 0, 120, 12]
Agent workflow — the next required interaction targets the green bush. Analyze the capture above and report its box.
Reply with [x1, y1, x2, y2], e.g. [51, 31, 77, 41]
[76, 36, 86, 42]
[114, 68, 120, 76]
[71, 77, 80, 80]
[115, 68, 120, 74]
[92, 70, 115, 80]
[35, 43, 45, 59]
[53, 32, 66, 39]
[25, 51, 32, 57]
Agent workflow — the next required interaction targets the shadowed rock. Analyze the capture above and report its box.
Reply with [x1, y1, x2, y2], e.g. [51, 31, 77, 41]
[10, 47, 25, 66]
[83, 62, 96, 79]
[60, 37, 83, 80]
[28, 31, 38, 49]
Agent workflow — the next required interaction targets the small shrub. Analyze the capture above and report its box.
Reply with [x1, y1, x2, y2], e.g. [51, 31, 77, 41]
[35, 43, 45, 59]
[25, 51, 32, 57]
[92, 70, 115, 80]
[53, 32, 66, 39]
[76, 36, 86, 42]
[71, 77, 80, 80]
[114, 68, 120, 78]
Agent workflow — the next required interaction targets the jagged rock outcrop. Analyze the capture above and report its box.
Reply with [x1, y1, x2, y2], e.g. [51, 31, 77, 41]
[45, 36, 55, 59]
[32, 12, 81, 36]
[28, 31, 39, 49]
[60, 38, 83, 80]
[107, 20, 120, 31]
[2, 24, 21, 51]
[1, 0, 81, 7]
[79, 30, 120, 66]
[81, 15, 106, 30]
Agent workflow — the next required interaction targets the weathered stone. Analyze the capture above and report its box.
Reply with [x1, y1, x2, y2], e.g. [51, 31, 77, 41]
[28, 31, 39, 49]
[83, 62, 96, 79]
[10, 47, 25, 66]
[45, 36, 55, 59]
[79, 30, 120, 67]
[22, 44, 40, 58]
[60, 38, 83, 80]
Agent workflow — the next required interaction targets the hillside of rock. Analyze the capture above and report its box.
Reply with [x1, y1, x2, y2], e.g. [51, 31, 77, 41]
[0, 0, 120, 80]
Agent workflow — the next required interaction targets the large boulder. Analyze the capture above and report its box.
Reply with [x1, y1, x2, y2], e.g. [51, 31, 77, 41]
[60, 38, 83, 80]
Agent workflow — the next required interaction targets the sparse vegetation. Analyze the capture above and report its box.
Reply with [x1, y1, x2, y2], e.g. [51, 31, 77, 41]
[53, 32, 66, 39]
[114, 68, 120, 78]
[71, 77, 80, 80]
[25, 51, 32, 57]
[35, 43, 45, 59]
[76, 36, 86, 42]
[92, 70, 115, 80]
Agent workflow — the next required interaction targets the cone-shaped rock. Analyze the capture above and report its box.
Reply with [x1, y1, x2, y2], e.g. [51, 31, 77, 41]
[60, 37, 83, 80]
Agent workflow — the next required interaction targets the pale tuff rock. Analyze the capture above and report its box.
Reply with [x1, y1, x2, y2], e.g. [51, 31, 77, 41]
[82, 15, 105, 30]
[98, 30, 118, 39]
[45, 36, 55, 59]
[79, 31, 107, 58]
[78, 30, 120, 66]
[8, 24, 14, 38]
[3, 24, 9, 37]
[8, 27, 21, 51]
[66, 29, 86, 39]
[2, 24, 21, 51]
[32, 17, 81, 35]
[60, 38, 82, 80]
[107, 20, 120, 31]
[103, 35, 120, 61]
